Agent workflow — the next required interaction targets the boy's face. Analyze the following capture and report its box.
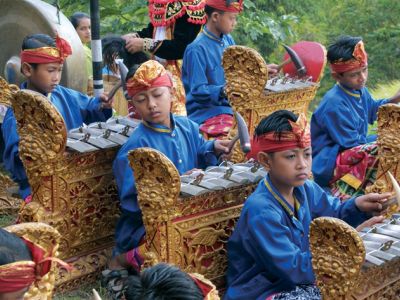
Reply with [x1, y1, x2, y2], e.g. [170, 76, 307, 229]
[258, 147, 312, 188]
[22, 62, 63, 94]
[214, 11, 238, 35]
[334, 66, 368, 90]
[131, 86, 172, 128]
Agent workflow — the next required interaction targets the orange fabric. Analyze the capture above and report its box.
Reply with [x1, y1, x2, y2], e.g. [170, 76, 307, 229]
[20, 35, 72, 65]
[330, 40, 368, 74]
[206, 0, 243, 12]
[126, 60, 173, 97]
[248, 113, 311, 158]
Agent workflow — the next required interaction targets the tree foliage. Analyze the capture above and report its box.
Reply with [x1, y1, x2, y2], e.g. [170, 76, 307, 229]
[45, 0, 400, 106]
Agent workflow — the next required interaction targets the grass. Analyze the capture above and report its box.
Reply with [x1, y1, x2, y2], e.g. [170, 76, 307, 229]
[53, 282, 111, 300]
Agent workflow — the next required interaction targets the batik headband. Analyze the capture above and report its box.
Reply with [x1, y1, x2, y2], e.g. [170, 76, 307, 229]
[330, 40, 368, 74]
[126, 60, 173, 97]
[20, 35, 72, 65]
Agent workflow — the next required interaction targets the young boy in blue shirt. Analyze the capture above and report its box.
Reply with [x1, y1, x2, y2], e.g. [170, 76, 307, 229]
[2, 34, 113, 201]
[107, 60, 231, 295]
[311, 36, 400, 198]
[226, 110, 390, 300]
[182, 0, 278, 139]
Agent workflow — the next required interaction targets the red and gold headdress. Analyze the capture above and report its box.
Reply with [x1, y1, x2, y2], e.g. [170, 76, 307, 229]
[0, 237, 71, 293]
[20, 35, 72, 65]
[149, 0, 206, 27]
[330, 40, 368, 74]
[126, 60, 173, 97]
[206, 0, 243, 12]
[249, 113, 311, 158]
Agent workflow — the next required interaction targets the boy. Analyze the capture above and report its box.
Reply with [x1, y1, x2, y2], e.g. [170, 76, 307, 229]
[311, 36, 400, 198]
[2, 34, 113, 201]
[107, 60, 231, 296]
[182, 0, 277, 139]
[225, 110, 390, 300]
[123, 263, 219, 300]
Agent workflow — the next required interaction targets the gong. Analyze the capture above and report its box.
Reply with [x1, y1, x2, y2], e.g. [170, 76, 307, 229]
[0, 0, 87, 92]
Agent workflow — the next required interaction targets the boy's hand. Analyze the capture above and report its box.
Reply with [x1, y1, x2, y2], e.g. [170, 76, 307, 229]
[99, 93, 114, 109]
[214, 140, 232, 159]
[125, 37, 144, 54]
[267, 63, 279, 76]
[355, 192, 391, 214]
[356, 215, 385, 231]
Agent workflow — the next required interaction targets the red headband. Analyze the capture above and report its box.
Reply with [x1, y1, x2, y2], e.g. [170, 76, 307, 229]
[20, 35, 72, 65]
[189, 273, 219, 299]
[206, 0, 243, 12]
[126, 60, 173, 97]
[0, 237, 71, 293]
[248, 113, 311, 159]
[330, 40, 368, 74]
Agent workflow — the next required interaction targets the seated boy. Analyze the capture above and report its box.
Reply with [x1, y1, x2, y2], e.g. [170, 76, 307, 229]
[182, 0, 278, 139]
[107, 60, 231, 296]
[123, 263, 219, 300]
[311, 36, 400, 198]
[2, 33, 113, 201]
[225, 110, 390, 300]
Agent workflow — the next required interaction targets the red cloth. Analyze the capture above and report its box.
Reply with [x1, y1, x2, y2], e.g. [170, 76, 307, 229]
[0, 237, 71, 293]
[206, 0, 243, 12]
[20, 35, 72, 65]
[199, 114, 233, 139]
[330, 40, 368, 74]
[248, 113, 311, 158]
[189, 275, 215, 299]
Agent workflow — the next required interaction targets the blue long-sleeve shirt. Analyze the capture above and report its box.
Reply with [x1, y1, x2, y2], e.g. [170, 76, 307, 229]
[311, 84, 388, 187]
[225, 175, 369, 300]
[112, 114, 218, 250]
[182, 26, 234, 125]
[2, 84, 112, 198]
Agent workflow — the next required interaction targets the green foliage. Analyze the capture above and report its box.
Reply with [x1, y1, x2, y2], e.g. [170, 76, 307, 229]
[44, 0, 399, 108]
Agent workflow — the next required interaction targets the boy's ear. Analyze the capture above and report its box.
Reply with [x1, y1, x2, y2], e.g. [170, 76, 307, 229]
[210, 11, 220, 22]
[257, 152, 272, 171]
[21, 62, 33, 78]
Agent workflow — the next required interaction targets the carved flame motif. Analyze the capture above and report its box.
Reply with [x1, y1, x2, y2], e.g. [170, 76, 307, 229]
[11, 90, 67, 182]
[0, 76, 19, 107]
[310, 217, 365, 299]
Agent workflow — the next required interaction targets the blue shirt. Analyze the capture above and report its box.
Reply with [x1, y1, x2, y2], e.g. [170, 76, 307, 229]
[311, 84, 388, 187]
[182, 26, 235, 125]
[225, 175, 369, 300]
[2, 84, 112, 198]
[112, 114, 218, 248]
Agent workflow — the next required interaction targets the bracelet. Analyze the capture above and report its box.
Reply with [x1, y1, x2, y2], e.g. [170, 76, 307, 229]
[143, 38, 161, 53]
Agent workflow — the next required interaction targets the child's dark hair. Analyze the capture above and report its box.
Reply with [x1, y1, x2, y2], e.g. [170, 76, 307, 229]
[327, 35, 363, 64]
[0, 228, 32, 266]
[70, 12, 90, 29]
[205, 5, 224, 17]
[255, 110, 298, 140]
[123, 263, 204, 300]
[102, 35, 148, 78]
[21, 34, 56, 70]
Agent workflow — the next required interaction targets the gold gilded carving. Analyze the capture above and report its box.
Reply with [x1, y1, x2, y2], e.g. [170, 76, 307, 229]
[11, 90, 67, 183]
[5, 222, 61, 300]
[0, 172, 23, 214]
[128, 147, 181, 224]
[191, 272, 220, 300]
[309, 217, 365, 299]
[222, 46, 320, 162]
[0, 76, 19, 107]
[129, 148, 257, 289]
[366, 104, 400, 215]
